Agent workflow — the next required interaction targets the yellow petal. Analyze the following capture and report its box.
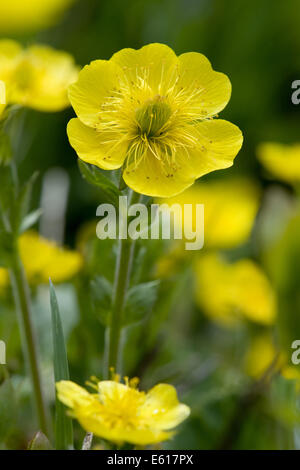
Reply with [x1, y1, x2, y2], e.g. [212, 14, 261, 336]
[56, 380, 94, 409]
[68, 59, 124, 127]
[67, 118, 127, 170]
[123, 149, 195, 197]
[177, 52, 232, 117]
[186, 119, 243, 179]
[257, 142, 300, 184]
[111, 43, 178, 95]
[0, 0, 75, 34]
[163, 178, 260, 249]
[195, 254, 277, 326]
[142, 384, 190, 430]
[19, 230, 82, 283]
[11, 45, 78, 112]
[0, 80, 6, 116]
[77, 413, 171, 445]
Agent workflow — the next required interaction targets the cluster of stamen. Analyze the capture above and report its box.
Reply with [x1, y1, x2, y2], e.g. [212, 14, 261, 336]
[96, 63, 209, 170]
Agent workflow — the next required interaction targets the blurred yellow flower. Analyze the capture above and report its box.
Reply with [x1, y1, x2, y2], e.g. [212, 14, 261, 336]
[67, 43, 243, 197]
[194, 253, 276, 326]
[161, 178, 260, 249]
[245, 335, 300, 382]
[0, 0, 75, 34]
[257, 142, 300, 184]
[56, 377, 190, 446]
[0, 80, 6, 116]
[0, 40, 79, 112]
[0, 230, 82, 287]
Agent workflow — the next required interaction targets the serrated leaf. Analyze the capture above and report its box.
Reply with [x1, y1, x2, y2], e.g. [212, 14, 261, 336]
[124, 280, 159, 325]
[0, 379, 16, 442]
[50, 280, 73, 450]
[78, 160, 121, 206]
[28, 431, 53, 450]
[90, 276, 113, 326]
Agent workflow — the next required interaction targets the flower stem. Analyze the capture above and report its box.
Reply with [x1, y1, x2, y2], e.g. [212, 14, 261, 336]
[9, 247, 49, 435]
[104, 190, 140, 378]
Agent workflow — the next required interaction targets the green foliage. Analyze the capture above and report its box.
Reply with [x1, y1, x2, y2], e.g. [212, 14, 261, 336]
[50, 280, 73, 450]
[90, 275, 113, 326]
[0, 379, 16, 443]
[124, 280, 159, 325]
[78, 160, 121, 206]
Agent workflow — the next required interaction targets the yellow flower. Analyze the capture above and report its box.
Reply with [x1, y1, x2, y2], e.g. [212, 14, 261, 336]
[0, 230, 82, 287]
[257, 142, 300, 184]
[245, 335, 300, 382]
[194, 253, 276, 326]
[0, 0, 75, 34]
[0, 39, 79, 112]
[0, 80, 6, 116]
[56, 378, 190, 446]
[67, 43, 243, 197]
[161, 177, 260, 249]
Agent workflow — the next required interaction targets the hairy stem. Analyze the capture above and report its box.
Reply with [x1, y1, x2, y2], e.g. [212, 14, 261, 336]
[104, 190, 140, 378]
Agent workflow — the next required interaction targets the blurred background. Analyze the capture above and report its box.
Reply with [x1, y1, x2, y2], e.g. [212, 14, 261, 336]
[1, 0, 300, 450]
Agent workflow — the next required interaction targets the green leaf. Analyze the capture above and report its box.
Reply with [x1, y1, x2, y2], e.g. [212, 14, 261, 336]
[11, 172, 39, 234]
[124, 280, 159, 325]
[28, 431, 53, 450]
[78, 159, 121, 206]
[20, 208, 43, 233]
[0, 379, 16, 443]
[49, 280, 73, 450]
[90, 276, 113, 326]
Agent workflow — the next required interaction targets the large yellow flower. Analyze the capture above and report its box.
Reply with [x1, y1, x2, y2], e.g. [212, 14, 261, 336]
[0, 230, 82, 286]
[161, 177, 260, 249]
[194, 253, 276, 326]
[257, 142, 300, 184]
[0, 0, 75, 34]
[67, 43, 243, 197]
[57, 378, 190, 446]
[0, 40, 79, 112]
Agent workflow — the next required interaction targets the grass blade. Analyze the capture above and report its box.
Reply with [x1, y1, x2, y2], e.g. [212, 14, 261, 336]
[50, 280, 73, 450]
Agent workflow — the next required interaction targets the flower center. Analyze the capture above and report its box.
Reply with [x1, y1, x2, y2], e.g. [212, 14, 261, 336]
[135, 96, 171, 138]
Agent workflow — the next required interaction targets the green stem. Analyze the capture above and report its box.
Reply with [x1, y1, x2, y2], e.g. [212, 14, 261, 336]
[9, 247, 49, 435]
[104, 190, 140, 378]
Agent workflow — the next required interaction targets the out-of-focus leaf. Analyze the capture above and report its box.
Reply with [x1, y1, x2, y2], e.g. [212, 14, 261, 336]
[11, 172, 39, 234]
[0, 379, 16, 442]
[78, 160, 121, 206]
[50, 280, 73, 450]
[20, 208, 43, 233]
[0, 129, 12, 166]
[0, 166, 14, 211]
[124, 280, 159, 325]
[28, 431, 53, 450]
[90, 276, 113, 326]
